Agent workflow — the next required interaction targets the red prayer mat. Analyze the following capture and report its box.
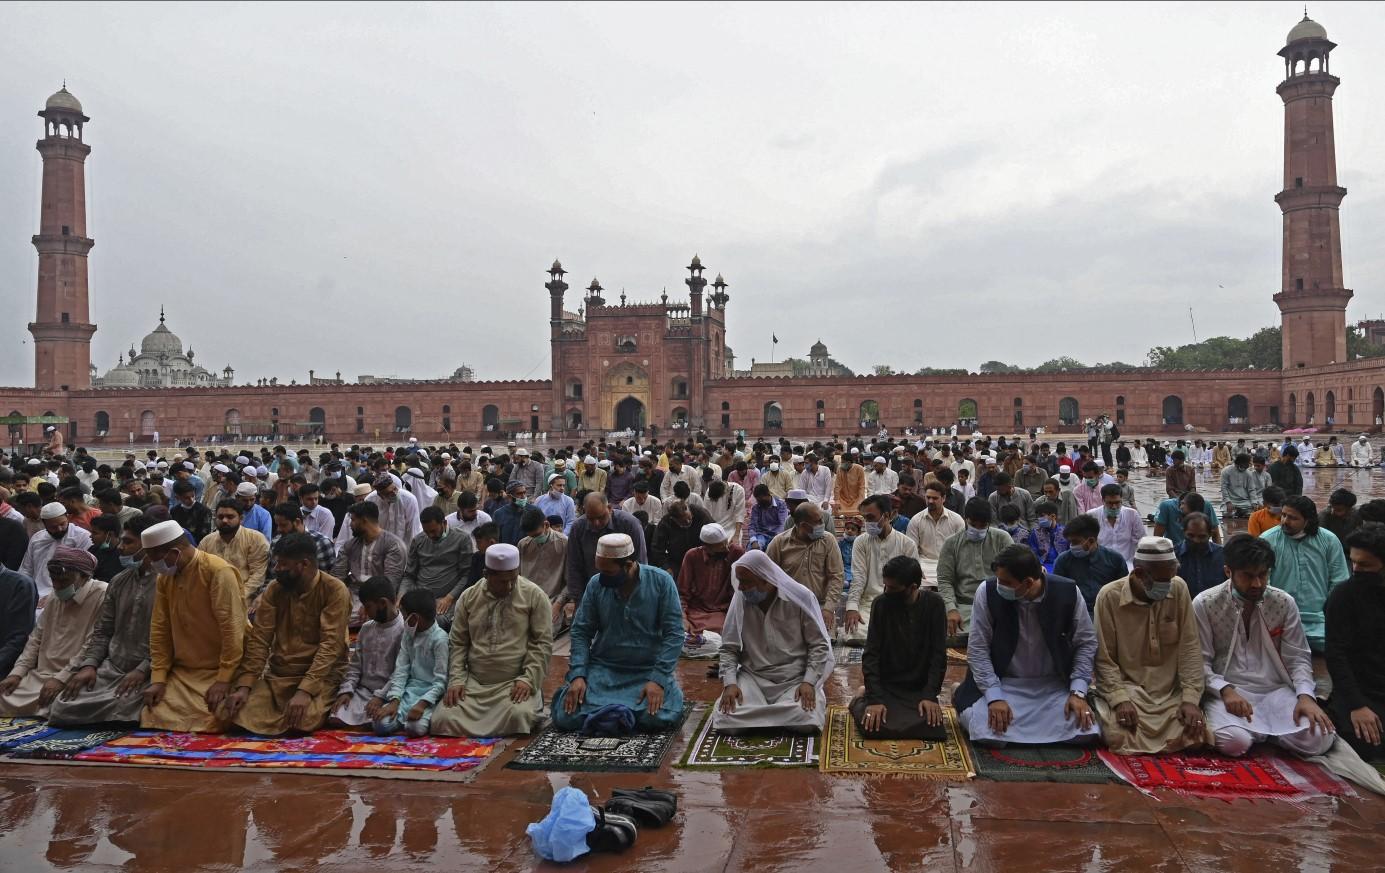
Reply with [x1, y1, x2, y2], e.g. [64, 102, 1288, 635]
[1099, 746, 1353, 802]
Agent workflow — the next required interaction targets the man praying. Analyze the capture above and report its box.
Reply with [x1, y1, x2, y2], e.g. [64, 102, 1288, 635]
[432, 543, 553, 737]
[141, 519, 247, 732]
[50, 518, 158, 726]
[371, 589, 449, 737]
[714, 549, 833, 735]
[844, 494, 921, 646]
[1193, 533, 1335, 758]
[552, 533, 685, 731]
[1325, 526, 1385, 761]
[0, 547, 108, 717]
[224, 533, 351, 735]
[1091, 536, 1209, 754]
[766, 502, 845, 633]
[850, 555, 947, 740]
[199, 499, 270, 612]
[330, 576, 405, 727]
[953, 545, 1099, 746]
[677, 523, 743, 643]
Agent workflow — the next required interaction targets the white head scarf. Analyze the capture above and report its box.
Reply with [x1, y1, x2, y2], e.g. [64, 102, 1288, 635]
[404, 467, 437, 504]
[722, 550, 834, 684]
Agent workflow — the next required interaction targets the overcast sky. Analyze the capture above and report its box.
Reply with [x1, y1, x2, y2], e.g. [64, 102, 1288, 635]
[2, 2, 1382, 385]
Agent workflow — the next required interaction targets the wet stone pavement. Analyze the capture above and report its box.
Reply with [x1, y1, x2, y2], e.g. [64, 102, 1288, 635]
[2, 461, 1385, 871]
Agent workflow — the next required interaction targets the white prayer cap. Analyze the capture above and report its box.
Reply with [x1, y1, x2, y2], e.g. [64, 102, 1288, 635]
[40, 502, 68, 520]
[182, 461, 196, 471]
[699, 523, 729, 544]
[1134, 536, 1178, 565]
[515, 447, 530, 457]
[45, 426, 54, 432]
[484, 543, 520, 571]
[241, 467, 258, 478]
[584, 455, 598, 465]
[409, 437, 419, 444]
[141, 519, 186, 549]
[406, 467, 425, 478]
[1059, 465, 1072, 474]
[352, 483, 374, 497]
[156, 460, 169, 469]
[235, 482, 258, 498]
[791, 455, 804, 464]
[1095, 459, 1107, 468]
[507, 441, 517, 448]
[598, 459, 612, 469]
[441, 453, 452, 460]
[235, 456, 250, 465]
[786, 489, 809, 500]
[985, 456, 999, 464]
[850, 447, 861, 454]
[769, 462, 781, 472]
[548, 473, 564, 485]
[893, 446, 906, 454]
[212, 463, 230, 474]
[145, 462, 158, 470]
[596, 533, 635, 559]
[25, 458, 42, 466]
[256, 466, 269, 477]
[553, 458, 567, 468]
[873, 456, 886, 464]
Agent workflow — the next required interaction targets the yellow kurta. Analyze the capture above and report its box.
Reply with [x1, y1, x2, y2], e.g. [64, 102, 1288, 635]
[833, 465, 866, 515]
[143, 550, 247, 732]
[430, 576, 552, 737]
[1091, 575, 1210, 754]
[198, 526, 270, 610]
[232, 570, 351, 736]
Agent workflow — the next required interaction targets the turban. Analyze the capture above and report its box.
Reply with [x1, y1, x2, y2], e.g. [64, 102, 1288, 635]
[484, 543, 520, 571]
[699, 524, 729, 544]
[47, 546, 97, 576]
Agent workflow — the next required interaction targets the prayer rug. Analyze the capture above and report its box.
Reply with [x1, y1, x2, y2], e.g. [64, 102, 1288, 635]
[831, 645, 865, 665]
[507, 709, 689, 772]
[0, 717, 59, 749]
[1098, 747, 1354, 801]
[677, 707, 816, 769]
[972, 743, 1117, 784]
[819, 705, 975, 779]
[946, 647, 968, 665]
[64, 730, 507, 781]
[7, 727, 128, 759]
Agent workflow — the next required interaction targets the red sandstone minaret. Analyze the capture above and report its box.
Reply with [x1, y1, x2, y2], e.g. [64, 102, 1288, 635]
[1273, 14, 1352, 370]
[29, 85, 97, 390]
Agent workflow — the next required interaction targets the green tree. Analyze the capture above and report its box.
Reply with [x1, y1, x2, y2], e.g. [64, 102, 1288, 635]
[978, 360, 1022, 374]
[872, 364, 896, 376]
[1032, 357, 1087, 372]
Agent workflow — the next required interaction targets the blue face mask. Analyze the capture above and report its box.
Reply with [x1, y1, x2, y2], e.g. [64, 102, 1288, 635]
[598, 571, 625, 589]
[1038, 518, 1054, 529]
[1068, 545, 1090, 558]
[965, 526, 987, 542]
[119, 554, 138, 569]
[54, 584, 78, 602]
[995, 582, 1021, 601]
[1104, 507, 1121, 519]
[864, 522, 883, 537]
[809, 524, 827, 541]
[742, 588, 769, 605]
[1146, 581, 1173, 601]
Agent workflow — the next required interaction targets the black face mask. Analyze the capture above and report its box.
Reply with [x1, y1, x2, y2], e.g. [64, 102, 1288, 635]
[1351, 570, 1383, 586]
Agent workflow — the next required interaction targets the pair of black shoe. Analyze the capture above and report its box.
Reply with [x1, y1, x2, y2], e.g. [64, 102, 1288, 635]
[586, 787, 678, 853]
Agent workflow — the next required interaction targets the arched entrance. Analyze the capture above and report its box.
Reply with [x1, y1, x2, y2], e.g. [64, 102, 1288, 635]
[1375, 387, 1383, 427]
[309, 407, 326, 435]
[615, 397, 645, 431]
[1162, 396, 1183, 426]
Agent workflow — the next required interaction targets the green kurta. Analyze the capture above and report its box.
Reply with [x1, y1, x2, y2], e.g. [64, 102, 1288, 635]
[431, 576, 552, 737]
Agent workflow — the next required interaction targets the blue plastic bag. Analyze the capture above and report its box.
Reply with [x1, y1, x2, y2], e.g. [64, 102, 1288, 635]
[527, 786, 596, 862]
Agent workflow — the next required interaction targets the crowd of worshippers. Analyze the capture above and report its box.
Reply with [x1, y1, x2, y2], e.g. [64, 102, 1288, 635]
[0, 432, 1377, 768]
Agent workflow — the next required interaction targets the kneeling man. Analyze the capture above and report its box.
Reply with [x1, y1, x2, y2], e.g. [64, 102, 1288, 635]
[850, 555, 947, 739]
[552, 533, 685, 731]
[714, 549, 833, 735]
[1194, 533, 1335, 758]
[225, 533, 351, 735]
[431, 543, 553, 737]
[1091, 536, 1209, 754]
[953, 545, 1099, 746]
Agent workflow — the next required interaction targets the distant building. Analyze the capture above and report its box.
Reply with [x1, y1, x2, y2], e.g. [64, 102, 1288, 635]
[92, 308, 235, 389]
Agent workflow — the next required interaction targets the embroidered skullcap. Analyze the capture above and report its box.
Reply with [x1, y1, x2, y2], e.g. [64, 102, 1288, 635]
[596, 533, 635, 559]
[1134, 536, 1178, 565]
[235, 482, 258, 498]
[40, 502, 68, 520]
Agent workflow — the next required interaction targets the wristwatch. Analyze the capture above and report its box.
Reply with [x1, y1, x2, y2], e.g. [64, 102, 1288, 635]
[1070, 690, 1087, 700]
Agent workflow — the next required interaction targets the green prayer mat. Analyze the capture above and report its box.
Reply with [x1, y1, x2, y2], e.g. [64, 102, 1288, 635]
[971, 742, 1118, 783]
[677, 707, 816, 769]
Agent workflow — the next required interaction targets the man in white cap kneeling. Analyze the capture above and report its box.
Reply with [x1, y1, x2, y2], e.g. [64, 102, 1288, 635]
[551, 532, 686, 731]
[431, 543, 553, 737]
[1090, 535, 1211, 754]
[676, 523, 744, 658]
[140, 519, 247, 732]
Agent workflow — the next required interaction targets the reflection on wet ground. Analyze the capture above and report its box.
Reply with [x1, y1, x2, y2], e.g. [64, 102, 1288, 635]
[1, 463, 1383, 871]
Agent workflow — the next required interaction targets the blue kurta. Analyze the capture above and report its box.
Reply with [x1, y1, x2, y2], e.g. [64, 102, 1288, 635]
[374, 622, 449, 736]
[552, 564, 685, 730]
